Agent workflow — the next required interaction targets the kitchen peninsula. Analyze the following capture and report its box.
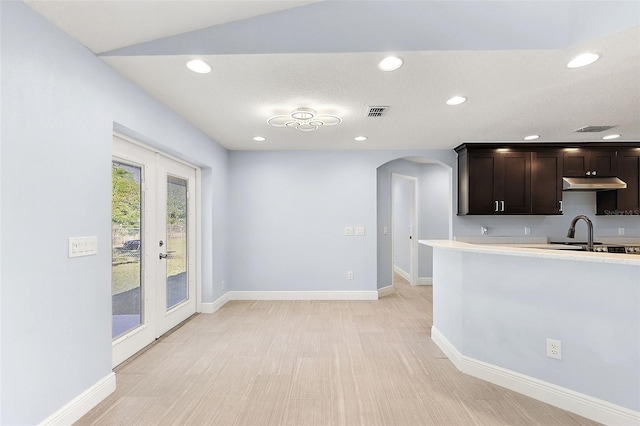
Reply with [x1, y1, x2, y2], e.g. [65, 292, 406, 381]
[421, 239, 640, 425]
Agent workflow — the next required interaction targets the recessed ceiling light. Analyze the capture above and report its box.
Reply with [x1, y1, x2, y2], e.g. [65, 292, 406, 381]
[252, 136, 266, 142]
[354, 136, 368, 142]
[567, 53, 600, 69]
[523, 135, 540, 141]
[602, 134, 621, 140]
[186, 59, 211, 74]
[446, 96, 467, 106]
[378, 56, 403, 71]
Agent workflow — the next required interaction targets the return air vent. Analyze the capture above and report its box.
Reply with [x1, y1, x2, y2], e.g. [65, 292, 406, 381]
[573, 125, 617, 133]
[367, 106, 389, 117]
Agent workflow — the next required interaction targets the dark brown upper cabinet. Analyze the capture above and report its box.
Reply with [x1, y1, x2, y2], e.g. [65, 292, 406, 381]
[456, 143, 639, 216]
[458, 148, 531, 215]
[563, 148, 617, 177]
[531, 150, 563, 214]
[596, 149, 640, 215]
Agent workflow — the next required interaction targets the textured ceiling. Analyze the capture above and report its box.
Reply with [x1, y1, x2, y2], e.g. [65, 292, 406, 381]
[26, 1, 640, 151]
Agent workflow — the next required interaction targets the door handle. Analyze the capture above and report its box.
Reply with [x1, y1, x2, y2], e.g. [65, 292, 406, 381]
[159, 253, 168, 260]
[494, 201, 499, 212]
[500, 201, 505, 212]
[592, 170, 597, 176]
[559, 200, 563, 212]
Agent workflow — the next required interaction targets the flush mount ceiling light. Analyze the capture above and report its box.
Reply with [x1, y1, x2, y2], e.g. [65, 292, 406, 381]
[378, 56, 403, 71]
[354, 136, 368, 142]
[267, 107, 342, 132]
[602, 134, 621, 140]
[186, 59, 211, 74]
[446, 96, 467, 106]
[567, 52, 600, 69]
[523, 135, 540, 141]
[252, 136, 266, 142]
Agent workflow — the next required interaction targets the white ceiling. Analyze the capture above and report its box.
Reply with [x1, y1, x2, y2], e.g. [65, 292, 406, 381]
[26, 1, 640, 151]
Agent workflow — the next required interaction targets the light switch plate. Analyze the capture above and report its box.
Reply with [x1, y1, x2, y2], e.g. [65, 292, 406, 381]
[344, 226, 354, 236]
[69, 236, 98, 257]
[355, 226, 365, 236]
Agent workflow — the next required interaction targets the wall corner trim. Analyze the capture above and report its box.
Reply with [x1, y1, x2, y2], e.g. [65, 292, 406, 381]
[417, 277, 433, 286]
[378, 285, 394, 298]
[393, 265, 411, 283]
[40, 372, 116, 426]
[430, 327, 640, 426]
[201, 292, 231, 314]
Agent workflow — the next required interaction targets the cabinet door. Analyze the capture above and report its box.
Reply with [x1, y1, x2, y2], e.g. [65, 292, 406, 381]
[617, 150, 640, 211]
[563, 149, 589, 177]
[467, 151, 500, 214]
[500, 151, 531, 214]
[563, 149, 617, 177]
[531, 151, 562, 214]
[590, 149, 617, 176]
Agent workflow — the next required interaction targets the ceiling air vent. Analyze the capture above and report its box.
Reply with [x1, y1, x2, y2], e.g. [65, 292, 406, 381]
[573, 125, 617, 133]
[367, 106, 389, 117]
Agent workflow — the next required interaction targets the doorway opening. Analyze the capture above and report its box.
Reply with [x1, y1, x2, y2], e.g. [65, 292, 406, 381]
[391, 173, 418, 285]
[376, 157, 453, 290]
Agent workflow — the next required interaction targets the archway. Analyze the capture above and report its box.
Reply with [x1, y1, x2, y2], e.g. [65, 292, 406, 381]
[376, 157, 453, 291]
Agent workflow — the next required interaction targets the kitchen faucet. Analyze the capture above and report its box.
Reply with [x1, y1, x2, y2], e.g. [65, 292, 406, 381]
[567, 215, 594, 252]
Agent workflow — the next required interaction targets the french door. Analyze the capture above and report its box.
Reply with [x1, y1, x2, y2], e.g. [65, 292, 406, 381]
[111, 135, 197, 367]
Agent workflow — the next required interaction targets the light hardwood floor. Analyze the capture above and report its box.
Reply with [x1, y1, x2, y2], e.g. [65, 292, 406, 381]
[77, 275, 601, 425]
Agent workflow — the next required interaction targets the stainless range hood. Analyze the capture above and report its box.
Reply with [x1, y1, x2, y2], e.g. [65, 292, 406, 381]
[562, 177, 627, 191]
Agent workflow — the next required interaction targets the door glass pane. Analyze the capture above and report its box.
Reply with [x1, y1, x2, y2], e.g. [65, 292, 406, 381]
[166, 175, 188, 310]
[112, 162, 143, 339]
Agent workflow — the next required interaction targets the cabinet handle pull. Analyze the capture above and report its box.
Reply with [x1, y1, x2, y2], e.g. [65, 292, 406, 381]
[495, 201, 499, 212]
[586, 171, 591, 176]
[592, 170, 597, 176]
[500, 201, 505, 212]
[559, 200, 563, 212]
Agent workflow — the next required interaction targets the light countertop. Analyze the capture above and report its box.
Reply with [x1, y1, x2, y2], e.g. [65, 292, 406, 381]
[420, 239, 640, 266]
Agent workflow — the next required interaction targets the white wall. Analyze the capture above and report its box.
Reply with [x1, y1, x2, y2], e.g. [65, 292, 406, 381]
[432, 247, 640, 415]
[229, 151, 456, 293]
[0, 2, 228, 424]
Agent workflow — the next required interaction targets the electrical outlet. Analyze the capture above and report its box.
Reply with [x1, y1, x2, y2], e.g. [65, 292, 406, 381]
[619, 227, 625, 236]
[383, 226, 388, 235]
[355, 226, 365, 236]
[546, 338, 562, 360]
[344, 226, 354, 236]
[524, 226, 531, 236]
[347, 271, 354, 280]
[481, 226, 488, 235]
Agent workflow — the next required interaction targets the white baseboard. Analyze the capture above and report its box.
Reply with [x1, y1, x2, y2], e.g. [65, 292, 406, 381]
[378, 285, 394, 298]
[226, 290, 378, 301]
[200, 291, 231, 313]
[431, 327, 640, 426]
[40, 372, 116, 426]
[393, 265, 411, 283]
[417, 277, 433, 286]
